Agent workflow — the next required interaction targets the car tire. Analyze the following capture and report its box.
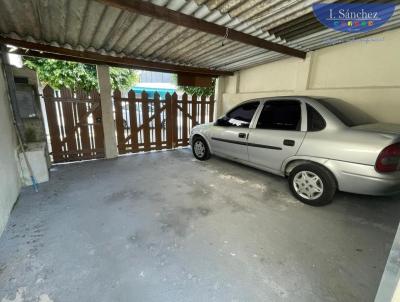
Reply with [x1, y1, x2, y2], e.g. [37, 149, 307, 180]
[288, 163, 337, 206]
[192, 136, 211, 161]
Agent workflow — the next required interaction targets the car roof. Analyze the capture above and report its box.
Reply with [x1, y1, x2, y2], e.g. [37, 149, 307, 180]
[235, 96, 347, 129]
[242, 95, 321, 102]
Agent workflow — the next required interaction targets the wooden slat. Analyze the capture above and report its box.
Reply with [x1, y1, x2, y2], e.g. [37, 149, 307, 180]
[200, 95, 206, 124]
[209, 95, 215, 123]
[177, 104, 195, 121]
[76, 89, 91, 158]
[153, 92, 162, 150]
[60, 87, 78, 160]
[171, 92, 178, 148]
[165, 93, 172, 149]
[191, 94, 198, 128]
[122, 104, 166, 143]
[141, 92, 151, 151]
[90, 90, 105, 155]
[114, 89, 126, 153]
[43, 86, 63, 162]
[181, 93, 188, 146]
[128, 90, 139, 152]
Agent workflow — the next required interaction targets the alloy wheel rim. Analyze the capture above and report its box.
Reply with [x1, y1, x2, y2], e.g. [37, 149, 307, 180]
[293, 171, 324, 200]
[194, 141, 205, 158]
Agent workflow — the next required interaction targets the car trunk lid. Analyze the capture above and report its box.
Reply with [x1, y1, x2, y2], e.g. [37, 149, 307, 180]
[352, 123, 400, 137]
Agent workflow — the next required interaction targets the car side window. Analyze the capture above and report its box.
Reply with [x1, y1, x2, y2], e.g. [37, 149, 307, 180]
[223, 102, 259, 128]
[256, 101, 301, 131]
[307, 104, 326, 132]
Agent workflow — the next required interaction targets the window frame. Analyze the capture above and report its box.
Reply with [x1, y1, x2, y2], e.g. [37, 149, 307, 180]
[253, 99, 305, 132]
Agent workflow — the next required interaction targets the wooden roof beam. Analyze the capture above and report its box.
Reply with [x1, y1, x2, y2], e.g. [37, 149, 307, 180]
[0, 37, 233, 77]
[96, 0, 307, 59]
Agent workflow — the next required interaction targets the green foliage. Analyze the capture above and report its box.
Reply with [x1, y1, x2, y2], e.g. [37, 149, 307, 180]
[180, 80, 215, 97]
[23, 57, 139, 91]
[172, 74, 215, 97]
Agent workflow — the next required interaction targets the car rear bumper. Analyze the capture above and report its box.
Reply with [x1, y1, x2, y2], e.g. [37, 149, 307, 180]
[325, 160, 400, 196]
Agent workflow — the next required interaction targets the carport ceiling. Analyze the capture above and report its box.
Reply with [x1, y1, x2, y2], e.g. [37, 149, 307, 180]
[1, 0, 400, 73]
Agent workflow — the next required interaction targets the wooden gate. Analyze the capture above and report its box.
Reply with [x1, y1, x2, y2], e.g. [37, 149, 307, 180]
[43, 86, 105, 163]
[113, 90, 214, 154]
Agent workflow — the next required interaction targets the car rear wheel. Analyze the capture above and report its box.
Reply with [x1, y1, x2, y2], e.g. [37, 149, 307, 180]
[288, 163, 337, 206]
[192, 136, 211, 161]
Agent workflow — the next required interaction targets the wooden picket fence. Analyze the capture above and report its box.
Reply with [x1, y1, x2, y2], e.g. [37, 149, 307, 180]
[43, 86, 215, 162]
[43, 86, 105, 163]
[113, 90, 214, 154]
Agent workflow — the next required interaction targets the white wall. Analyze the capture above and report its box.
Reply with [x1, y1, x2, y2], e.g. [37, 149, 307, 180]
[220, 28, 400, 124]
[0, 57, 21, 235]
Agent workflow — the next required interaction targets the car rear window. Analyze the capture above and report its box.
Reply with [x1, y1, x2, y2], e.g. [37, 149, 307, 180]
[316, 98, 376, 127]
[307, 104, 326, 131]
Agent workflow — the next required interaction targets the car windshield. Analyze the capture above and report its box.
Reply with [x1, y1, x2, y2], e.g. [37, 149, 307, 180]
[316, 98, 376, 127]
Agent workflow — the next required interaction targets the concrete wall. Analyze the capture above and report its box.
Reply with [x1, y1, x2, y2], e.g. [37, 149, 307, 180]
[0, 57, 21, 235]
[220, 28, 400, 124]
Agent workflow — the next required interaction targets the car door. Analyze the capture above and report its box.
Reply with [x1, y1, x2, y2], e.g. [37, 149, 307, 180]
[247, 100, 307, 173]
[210, 101, 260, 161]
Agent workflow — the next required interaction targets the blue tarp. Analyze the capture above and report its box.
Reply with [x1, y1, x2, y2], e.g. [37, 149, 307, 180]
[132, 86, 176, 99]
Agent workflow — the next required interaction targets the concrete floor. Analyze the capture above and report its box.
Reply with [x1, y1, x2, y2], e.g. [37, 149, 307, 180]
[0, 149, 399, 302]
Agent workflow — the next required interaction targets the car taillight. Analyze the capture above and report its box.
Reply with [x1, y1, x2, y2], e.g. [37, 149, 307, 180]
[375, 143, 400, 173]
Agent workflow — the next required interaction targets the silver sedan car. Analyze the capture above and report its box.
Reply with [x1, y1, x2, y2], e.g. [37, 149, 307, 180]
[190, 96, 400, 206]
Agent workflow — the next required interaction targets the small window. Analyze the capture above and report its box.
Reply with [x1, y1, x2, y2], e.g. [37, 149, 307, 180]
[307, 104, 326, 131]
[256, 101, 301, 131]
[223, 101, 259, 128]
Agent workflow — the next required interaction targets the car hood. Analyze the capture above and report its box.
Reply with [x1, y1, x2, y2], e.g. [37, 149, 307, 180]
[193, 122, 214, 131]
[352, 123, 400, 136]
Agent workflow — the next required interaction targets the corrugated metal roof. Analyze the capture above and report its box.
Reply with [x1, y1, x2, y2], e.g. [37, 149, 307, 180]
[0, 0, 399, 72]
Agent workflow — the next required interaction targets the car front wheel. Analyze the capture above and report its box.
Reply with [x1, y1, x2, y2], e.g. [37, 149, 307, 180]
[288, 163, 337, 206]
[192, 136, 211, 161]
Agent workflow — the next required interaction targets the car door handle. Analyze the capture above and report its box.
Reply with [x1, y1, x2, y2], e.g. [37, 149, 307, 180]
[238, 133, 246, 138]
[283, 139, 295, 147]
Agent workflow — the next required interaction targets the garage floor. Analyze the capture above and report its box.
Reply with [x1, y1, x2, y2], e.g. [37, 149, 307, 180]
[0, 149, 399, 302]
